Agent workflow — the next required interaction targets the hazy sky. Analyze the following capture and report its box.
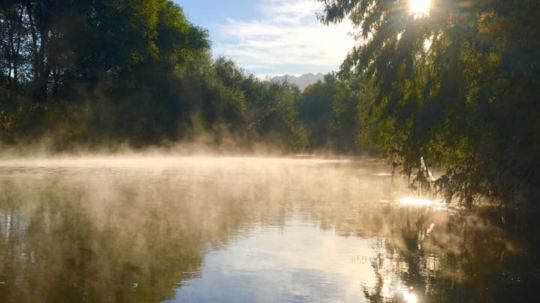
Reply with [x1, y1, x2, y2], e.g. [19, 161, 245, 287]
[176, 0, 356, 77]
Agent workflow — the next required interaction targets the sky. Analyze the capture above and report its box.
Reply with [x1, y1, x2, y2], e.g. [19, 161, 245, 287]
[175, 0, 356, 78]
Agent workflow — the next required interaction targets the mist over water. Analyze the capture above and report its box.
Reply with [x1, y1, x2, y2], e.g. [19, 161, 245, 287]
[0, 156, 537, 303]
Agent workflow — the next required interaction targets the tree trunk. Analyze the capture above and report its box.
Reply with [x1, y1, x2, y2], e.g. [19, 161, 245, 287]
[12, 4, 25, 100]
[26, 0, 51, 103]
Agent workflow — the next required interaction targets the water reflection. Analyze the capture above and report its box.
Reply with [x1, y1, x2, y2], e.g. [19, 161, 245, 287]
[363, 206, 540, 303]
[0, 157, 536, 302]
[169, 220, 378, 302]
[397, 198, 445, 208]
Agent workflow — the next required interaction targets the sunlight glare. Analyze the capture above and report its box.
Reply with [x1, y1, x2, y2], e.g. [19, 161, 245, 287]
[404, 291, 419, 303]
[398, 198, 444, 207]
[409, 0, 431, 15]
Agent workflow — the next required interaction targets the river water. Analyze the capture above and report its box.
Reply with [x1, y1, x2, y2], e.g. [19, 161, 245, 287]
[0, 156, 537, 302]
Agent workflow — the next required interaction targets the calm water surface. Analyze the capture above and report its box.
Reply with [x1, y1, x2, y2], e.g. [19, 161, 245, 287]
[0, 156, 537, 302]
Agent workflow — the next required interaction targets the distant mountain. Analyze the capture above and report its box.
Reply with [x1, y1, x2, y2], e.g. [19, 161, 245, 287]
[271, 73, 325, 91]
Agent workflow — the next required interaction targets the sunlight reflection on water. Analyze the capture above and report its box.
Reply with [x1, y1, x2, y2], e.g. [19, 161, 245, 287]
[404, 291, 419, 303]
[397, 197, 445, 208]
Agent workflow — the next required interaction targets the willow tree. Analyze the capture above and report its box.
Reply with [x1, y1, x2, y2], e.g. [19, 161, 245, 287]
[318, 0, 540, 207]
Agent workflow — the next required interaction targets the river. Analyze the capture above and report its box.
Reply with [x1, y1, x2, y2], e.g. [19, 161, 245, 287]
[0, 156, 537, 302]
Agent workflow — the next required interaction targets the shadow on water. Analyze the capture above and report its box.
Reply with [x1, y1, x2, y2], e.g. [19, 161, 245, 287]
[0, 157, 537, 302]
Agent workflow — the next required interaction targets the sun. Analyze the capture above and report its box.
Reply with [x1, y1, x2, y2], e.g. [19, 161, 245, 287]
[409, 0, 431, 15]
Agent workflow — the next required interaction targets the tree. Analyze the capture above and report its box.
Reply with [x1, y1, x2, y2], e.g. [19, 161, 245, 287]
[0, 0, 310, 152]
[0, 0, 211, 146]
[318, 0, 540, 208]
[297, 73, 376, 152]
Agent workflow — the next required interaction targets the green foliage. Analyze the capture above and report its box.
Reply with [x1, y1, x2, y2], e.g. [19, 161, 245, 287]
[0, 0, 309, 151]
[298, 73, 377, 153]
[318, 0, 540, 207]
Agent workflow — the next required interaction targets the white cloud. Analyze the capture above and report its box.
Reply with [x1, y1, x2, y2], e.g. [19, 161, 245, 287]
[213, 0, 357, 77]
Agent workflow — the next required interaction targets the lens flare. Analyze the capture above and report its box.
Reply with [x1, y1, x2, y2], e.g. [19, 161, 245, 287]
[409, 0, 431, 15]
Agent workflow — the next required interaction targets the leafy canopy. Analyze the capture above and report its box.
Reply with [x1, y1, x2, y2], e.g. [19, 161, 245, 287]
[318, 0, 540, 207]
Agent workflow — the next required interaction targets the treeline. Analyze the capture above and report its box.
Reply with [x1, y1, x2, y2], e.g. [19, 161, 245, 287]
[0, 0, 330, 151]
[0, 0, 377, 153]
[298, 73, 376, 153]
[319, 0, 540, 208]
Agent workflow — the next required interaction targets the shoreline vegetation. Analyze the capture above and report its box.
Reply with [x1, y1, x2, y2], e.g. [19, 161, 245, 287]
[1, 0, 539, 213]
[316, 0, 540, 211]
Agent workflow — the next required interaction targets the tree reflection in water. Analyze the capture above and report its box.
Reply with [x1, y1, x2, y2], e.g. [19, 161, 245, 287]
[363, 206, 540, 303]
[0, 159, 537, 303]
[0, 176, 209, 302]
[0, 159, 366, 302]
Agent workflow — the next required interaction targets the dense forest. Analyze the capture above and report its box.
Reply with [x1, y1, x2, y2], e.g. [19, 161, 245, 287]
[1, 0, 539, 210]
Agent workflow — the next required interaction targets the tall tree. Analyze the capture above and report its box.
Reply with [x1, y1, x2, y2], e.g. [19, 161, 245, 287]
[318, 0, 540, 207]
